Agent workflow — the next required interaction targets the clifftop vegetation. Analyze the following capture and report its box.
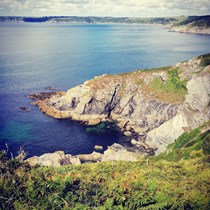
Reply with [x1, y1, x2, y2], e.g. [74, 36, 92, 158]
[199, 53, 210, 69]
[170, 16, 210, 34]
[173, 15, 210, 27]
[1, 122, 209, 209]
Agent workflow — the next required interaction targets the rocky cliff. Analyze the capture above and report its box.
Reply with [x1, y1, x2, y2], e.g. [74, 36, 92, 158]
[170, 25, 210, 34]
[170, 15, 210, 35]
[30, 54, 210, 156]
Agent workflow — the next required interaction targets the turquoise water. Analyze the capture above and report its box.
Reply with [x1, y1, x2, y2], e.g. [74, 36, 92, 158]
[0, 23, 210, 157]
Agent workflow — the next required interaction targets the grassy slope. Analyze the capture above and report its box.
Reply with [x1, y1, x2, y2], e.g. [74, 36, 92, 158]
[147, 68, 187, 103]
[172, 16, 210, 27]
[199, 54, 210, 69]
[88, 53, 210, 104]
[87, 66, 187, 104]
[0, 123, 210, 210]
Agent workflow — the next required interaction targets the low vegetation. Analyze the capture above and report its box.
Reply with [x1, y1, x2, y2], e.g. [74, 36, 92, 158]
[148, 68, 187, 103]
[0, 123, 210, 209]
[173, 15, 210, 27]
[199, 53, 210, 69]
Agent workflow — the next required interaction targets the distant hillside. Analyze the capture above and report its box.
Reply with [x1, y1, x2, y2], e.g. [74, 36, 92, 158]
[173, 15, 210, 27]
[1, 15, 210, 34]
[170, 15, 210, 34]
[0, 16, 180, 25]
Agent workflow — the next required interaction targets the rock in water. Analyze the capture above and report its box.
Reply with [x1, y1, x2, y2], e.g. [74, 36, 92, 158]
[19, 107, 31, 112]
[94, 145, 103, 150]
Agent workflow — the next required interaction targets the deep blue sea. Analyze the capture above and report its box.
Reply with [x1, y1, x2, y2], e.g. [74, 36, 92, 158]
[0, 22, 210, 158]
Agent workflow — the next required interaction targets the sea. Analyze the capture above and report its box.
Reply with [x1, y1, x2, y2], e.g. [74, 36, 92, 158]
[0, 22, 210, 158]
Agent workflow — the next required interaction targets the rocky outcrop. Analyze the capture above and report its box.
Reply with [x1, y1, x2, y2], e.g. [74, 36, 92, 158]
[146, 61, 210, 154]
[169, 16, 210, 35]
[77, 151, 103, 163]
[31, 55, 210, 155]
[26, 151, 81, 167]
[170, 25, 210, 35]
[25, 144, 141, 166]
[101, 143, 140, 162]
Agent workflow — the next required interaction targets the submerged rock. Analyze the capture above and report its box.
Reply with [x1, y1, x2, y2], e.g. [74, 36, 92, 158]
[46, 87, 57, 91]
[28, 92, 64, 101]
[19, 107, 31, 112]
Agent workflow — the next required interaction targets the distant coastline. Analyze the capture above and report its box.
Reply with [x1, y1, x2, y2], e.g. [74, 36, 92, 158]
[0, 16, 179, 24]
[1, 15, 210, 35]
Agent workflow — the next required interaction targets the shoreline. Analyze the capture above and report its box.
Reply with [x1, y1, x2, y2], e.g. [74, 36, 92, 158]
[1, 21, 210, 35]
[26, 54, 210, 166]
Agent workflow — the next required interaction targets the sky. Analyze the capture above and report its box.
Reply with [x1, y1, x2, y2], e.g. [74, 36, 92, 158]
[0, 0, 209, 17]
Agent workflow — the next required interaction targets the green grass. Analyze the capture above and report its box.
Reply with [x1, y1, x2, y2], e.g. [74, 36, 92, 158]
[0, 125, 210, 209]
[139, 66, 172, 73]
[148, 68, 187, 103]
[149, 68, 186, 93]
[155, 128, 210, 162]
[173, 16, 210, 27]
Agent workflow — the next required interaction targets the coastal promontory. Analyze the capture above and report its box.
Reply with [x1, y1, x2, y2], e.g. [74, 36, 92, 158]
[170, 15, 210, 34]
[30, 54, 210, 157]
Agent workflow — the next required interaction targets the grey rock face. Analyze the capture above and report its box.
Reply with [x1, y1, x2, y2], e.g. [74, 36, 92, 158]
[33, 55, 210, 155]
[146, 73, 210, 154]
[170, 25, 210, 35]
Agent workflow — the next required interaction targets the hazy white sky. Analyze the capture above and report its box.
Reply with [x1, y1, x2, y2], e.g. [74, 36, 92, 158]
[0, 0, 209, 17]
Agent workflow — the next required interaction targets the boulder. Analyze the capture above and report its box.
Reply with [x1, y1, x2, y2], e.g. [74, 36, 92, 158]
[117, 120, 129, 129]
[77, 151, 103, 163]
[102, 143, 139, 162]
[94, 145, 103, 150]
[87, 118, 101, 126]
[26, 151, 81, 166]
[131, 139, 138, 145]
[123, 131, 132, 137]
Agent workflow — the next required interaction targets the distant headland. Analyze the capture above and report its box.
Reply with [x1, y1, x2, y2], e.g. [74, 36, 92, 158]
[1, 15, 210, 34]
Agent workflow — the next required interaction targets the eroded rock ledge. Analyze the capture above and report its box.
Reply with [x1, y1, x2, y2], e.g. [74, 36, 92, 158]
[26, 144, 141, 166]
[28, 55, 210, 161]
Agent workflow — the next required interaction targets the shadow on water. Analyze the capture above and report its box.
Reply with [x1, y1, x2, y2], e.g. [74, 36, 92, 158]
[0, 118, 121, 158]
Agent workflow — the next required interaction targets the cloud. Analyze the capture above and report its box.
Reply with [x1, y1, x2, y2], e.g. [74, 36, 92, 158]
[0, 0, 209, 17]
